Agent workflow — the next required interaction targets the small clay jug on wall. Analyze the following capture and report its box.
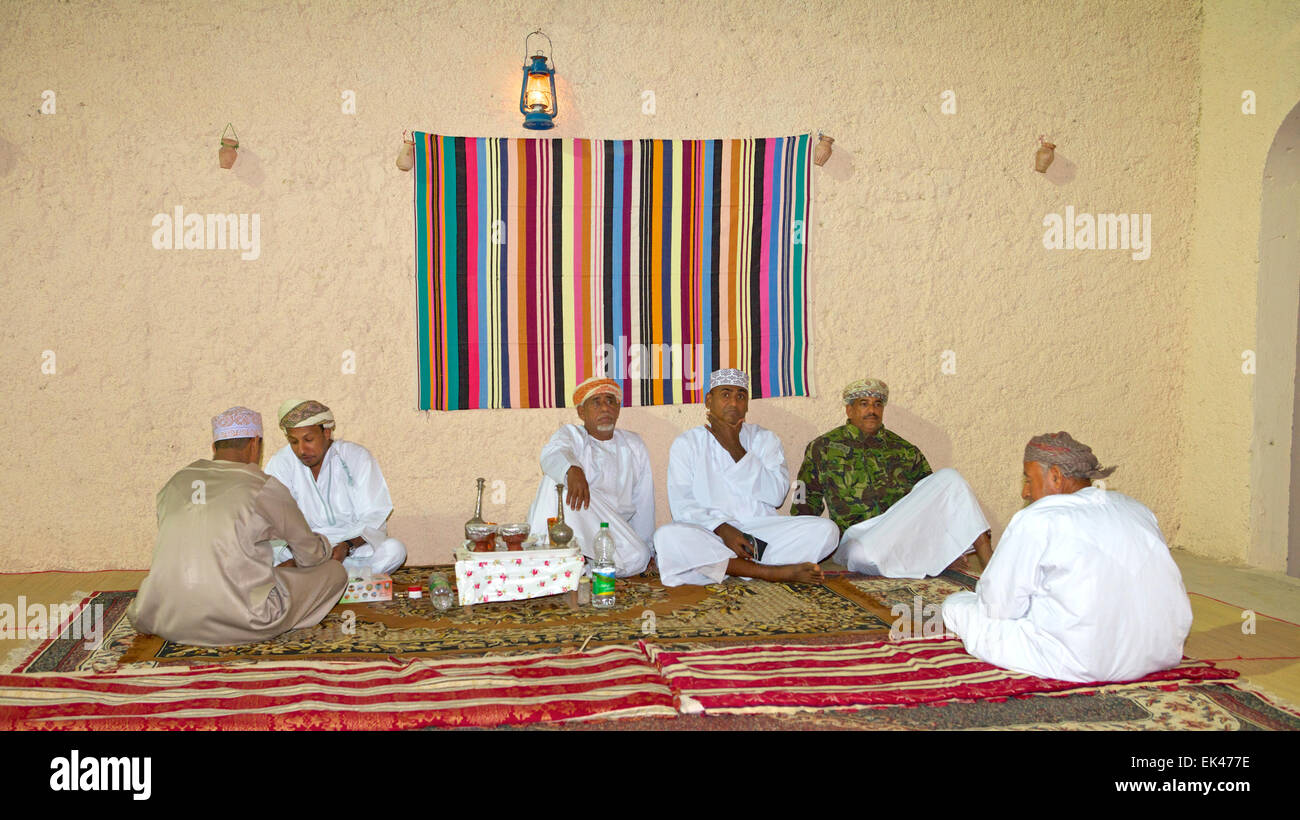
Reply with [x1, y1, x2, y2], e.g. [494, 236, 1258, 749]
[813, 134, 834, 167]
[396, 133, 415, 171]
[219, 138, 238, 169]
[219, 123, 239, 170]
[1034, 138, 1055, 173]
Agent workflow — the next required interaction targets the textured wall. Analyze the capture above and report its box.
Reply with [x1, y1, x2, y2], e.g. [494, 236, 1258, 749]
[0, 0, 1274, 571]
[1179, 1, 1300, 570]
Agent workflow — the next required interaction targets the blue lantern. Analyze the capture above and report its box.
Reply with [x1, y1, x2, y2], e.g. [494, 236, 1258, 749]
[520, 30, 557, 130]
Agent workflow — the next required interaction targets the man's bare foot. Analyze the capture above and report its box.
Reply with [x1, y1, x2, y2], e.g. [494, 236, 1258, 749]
[768, 562, 825, 584]
[726, 558, 824, 585]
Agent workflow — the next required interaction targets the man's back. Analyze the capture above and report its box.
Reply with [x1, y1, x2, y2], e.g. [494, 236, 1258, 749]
[130, 459, 341, 646]
[978, 487, 1192, 681]
[150, 459, 269, 597]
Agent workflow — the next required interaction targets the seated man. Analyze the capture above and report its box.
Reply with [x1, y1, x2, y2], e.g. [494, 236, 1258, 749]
[527, 377, 655, 576]
[653, 368, 839, 586]
[265, 399, 406, 576]
[942, 432, 1193, 682]
[793, 377, 991, 577]
[128, 407, 347, 646]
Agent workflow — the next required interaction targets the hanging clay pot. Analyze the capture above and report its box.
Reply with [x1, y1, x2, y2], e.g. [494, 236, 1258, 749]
[1034, 140, 1055, 173]
[813, 134, 834, 167]
[396, 136, 415, 171]
[219, 137, 238, 169]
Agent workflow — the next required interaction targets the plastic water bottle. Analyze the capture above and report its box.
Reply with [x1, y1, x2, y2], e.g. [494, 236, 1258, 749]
[592, 523, 617, 609]
[428, 571, 454, 611]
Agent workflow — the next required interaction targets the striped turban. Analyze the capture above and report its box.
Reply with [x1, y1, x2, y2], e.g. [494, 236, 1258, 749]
[708, 368, 749, 392]
[573, 377, 621, 406]
[278, 399, 335, 432]
[1024, 432, 1117, 480]
[211, 406, 262, 442]
[842, 378, 888, 405]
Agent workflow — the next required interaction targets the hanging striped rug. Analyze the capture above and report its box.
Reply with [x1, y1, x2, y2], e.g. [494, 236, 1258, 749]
[413, 134, 814, 410]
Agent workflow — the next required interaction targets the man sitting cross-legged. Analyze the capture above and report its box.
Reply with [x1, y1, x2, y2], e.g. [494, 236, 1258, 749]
[526, 376, 655, 576]
[265, 399, 406, 576]
[792, 377, 992, 577]
[652, 368, 839, 587]
[941, 432, 1192, 682]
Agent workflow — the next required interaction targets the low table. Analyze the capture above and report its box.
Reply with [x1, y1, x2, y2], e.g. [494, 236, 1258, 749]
[453, 545, 585, 611]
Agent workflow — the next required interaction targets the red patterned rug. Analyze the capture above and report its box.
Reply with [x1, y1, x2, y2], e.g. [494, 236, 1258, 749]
[0, 645, 675, 730]
[642, 637, 1239, 714]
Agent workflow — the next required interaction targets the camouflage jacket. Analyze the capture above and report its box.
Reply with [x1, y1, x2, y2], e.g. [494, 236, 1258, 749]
[791, 424, 931, 533]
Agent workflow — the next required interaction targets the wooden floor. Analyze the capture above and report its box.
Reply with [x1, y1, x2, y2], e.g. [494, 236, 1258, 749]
[2, 554, 1298, 716]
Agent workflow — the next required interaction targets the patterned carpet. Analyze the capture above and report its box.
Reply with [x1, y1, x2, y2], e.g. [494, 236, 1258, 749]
[511, 683, 1300, 731]
[643, 638, 1237, 713]
[8, 635, 1291, 731]
[6, 565, 1298, 732]
[0, 645, 676, 730]
[16, 566, 968, 671]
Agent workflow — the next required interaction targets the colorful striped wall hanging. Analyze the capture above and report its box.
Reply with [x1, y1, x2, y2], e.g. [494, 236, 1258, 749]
[413, 133, 814, 410]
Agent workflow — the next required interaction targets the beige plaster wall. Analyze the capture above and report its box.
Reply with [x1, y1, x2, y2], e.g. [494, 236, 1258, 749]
[1179, 0, 1300, 570]
[0, 0, 1228, 571]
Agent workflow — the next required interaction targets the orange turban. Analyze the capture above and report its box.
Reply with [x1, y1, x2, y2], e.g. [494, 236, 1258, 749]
[572, 377, 621, 406]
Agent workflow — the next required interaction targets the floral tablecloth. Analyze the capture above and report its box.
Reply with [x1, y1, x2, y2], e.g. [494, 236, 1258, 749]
[454, 546, 585, 606]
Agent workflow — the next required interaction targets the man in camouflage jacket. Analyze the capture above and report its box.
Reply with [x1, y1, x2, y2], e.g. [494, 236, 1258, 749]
[793, 378, 992, 577]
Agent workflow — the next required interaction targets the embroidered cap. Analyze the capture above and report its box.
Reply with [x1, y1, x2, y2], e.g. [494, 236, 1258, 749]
[211, 406, 263, 442]
[707, 368, 749, 392]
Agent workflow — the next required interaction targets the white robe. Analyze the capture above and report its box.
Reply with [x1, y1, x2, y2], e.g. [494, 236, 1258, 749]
[526, 424, 655, 576]
[942, 487, 1192, 682]
[834, 468, 990, 577]
[265, 440, 406, 575]
[653, 424, 839, 586]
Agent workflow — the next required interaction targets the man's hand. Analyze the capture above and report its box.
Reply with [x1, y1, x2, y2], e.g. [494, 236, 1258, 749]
[706, 412, 746, 462]
[565, 465, 591, 510]
[713, 523, 756, 559]
[330, 541, 351, 563]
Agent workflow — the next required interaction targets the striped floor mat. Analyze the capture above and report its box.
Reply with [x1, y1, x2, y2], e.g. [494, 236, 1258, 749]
[642, 638, 1239, 715]
[0, 645, 675, 730]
